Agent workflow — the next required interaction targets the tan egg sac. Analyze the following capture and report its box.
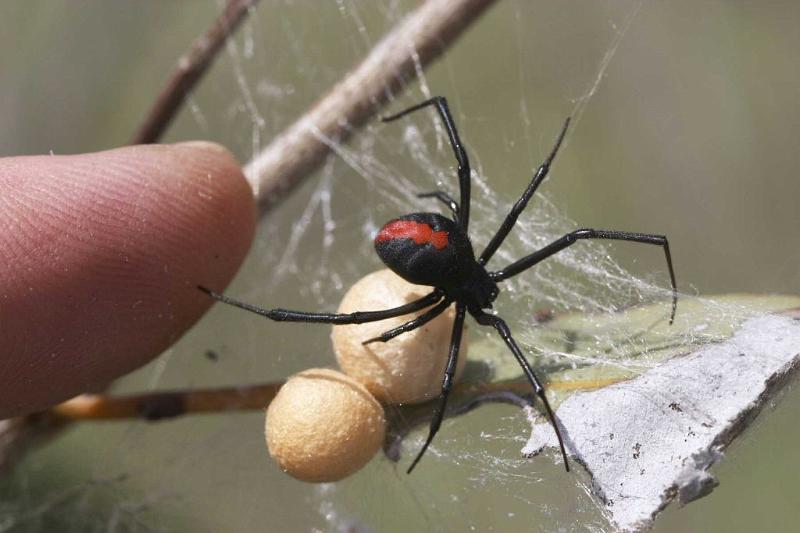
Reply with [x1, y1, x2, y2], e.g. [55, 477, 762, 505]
[265, 368, 386, 483]
[332, 269, 468, 404]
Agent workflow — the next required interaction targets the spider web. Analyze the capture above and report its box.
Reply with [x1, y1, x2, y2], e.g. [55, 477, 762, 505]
[0, 1, 783, 532]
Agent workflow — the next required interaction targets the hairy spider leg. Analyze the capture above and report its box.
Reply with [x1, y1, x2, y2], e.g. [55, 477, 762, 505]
[382, 96, 472, 231]
[407, 304, 467, 474]
[362, 298, 453, 345]
[416, 191, 459, 221]
[197, 286, 444, 324]
[491, 229, 678, 324]
[479, 117, 571, 265]
[471, 310, 570, 471]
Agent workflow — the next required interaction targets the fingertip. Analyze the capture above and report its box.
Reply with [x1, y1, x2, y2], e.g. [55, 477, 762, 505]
[0, 143, 256, 416]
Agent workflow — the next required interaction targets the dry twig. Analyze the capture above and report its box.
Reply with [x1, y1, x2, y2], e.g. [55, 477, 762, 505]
[131, 0, 261, 144]
[245, 0, 498, 213]
[45, 376, 615, 422]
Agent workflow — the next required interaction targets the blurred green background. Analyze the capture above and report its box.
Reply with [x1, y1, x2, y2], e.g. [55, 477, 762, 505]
[2, 1, 800, 531]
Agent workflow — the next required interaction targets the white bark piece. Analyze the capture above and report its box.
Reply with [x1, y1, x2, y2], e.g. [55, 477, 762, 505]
[524, 314, 800, 531]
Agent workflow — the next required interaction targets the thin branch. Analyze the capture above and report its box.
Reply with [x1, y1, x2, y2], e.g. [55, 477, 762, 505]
[131, 0, 261, 145]
[47, 377, 615, 422]
[0, 375, 610, 472]
[0, 371, 615, 473]
[4, 375, 606, 473]
[52, 383, 281, 421]
[245, 0, 499, 213]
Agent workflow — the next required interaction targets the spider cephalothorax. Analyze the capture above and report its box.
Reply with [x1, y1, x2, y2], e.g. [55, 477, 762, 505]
[200, 96, 678, 474]
[374, 212, 498, 310]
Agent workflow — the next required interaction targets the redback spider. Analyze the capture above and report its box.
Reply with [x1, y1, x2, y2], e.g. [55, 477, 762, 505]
[200, 96, 678, 474]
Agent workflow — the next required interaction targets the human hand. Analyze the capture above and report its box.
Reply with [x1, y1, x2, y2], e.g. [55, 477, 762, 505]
[0, 143, 255, 418]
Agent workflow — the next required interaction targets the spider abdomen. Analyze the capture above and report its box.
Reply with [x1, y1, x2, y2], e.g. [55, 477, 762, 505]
[374, 212, 474, 289]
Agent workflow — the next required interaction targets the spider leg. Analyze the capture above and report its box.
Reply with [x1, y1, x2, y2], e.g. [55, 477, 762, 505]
[490, 228, 678, 324]
[417, 191, 459, 221]
[383, 96, 472, 231]
[471, 310, 570, 472]
[198, 286, 443, 324]
[362, 299, 452, 345]
[407, 304, 467, 474]
[479, 118, 570, 265]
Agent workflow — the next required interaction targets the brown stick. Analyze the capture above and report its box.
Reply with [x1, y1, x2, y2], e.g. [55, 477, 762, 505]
[49, 377, 616, 422]
[245, 0, 498, 213]
[52, 383, 282, 421]
[4, 375, 605, 471]
[131, 0, 261, 145]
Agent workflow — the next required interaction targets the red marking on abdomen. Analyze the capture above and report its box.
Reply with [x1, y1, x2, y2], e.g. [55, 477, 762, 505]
[375, 220, 449, 250]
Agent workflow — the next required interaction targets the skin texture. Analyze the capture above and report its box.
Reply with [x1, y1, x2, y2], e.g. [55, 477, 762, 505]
[0, 143, 255, 418]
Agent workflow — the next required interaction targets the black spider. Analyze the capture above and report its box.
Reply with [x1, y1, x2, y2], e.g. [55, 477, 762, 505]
[199, 96, 678, 474]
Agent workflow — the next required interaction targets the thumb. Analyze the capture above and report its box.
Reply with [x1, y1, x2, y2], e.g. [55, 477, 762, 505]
[0, 142, 255, 417]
